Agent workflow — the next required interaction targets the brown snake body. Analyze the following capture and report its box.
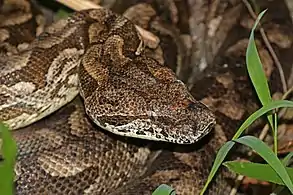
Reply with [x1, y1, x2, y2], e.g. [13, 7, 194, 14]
[0, 1, 222, 194]
[0, 2, 214, 144]
[1, 0, 292, 194]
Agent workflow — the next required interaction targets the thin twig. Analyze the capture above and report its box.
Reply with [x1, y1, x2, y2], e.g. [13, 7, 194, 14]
[55, 0, 160, 49]
[242, 0, 288, 93]
[282, 85, 293, 100]
[229, 175, 244, 195]
[278, 85, 293, 117]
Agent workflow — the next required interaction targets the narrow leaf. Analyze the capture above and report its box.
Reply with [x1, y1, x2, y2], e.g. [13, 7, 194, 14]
[232, 100, 293, 139]
[224, 161, 293, 186]
[0, 122, 17, 195]
[201, 100, 293, 195]
[246, 9, 271, 106]
[234, 136, 293, 193]
[246, 9, 274, 129]
[152, 184, 176, 195]
[199, 141, 235, 195]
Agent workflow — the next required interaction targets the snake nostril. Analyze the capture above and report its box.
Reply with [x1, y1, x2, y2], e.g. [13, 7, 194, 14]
[181, 99, 196, 110]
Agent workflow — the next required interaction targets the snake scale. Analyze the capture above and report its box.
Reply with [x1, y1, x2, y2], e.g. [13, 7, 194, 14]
[1, 0, 292, 194]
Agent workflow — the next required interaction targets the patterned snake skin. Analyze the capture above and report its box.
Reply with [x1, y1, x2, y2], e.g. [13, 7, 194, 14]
[0, 2, 214, 144]
[1, 0, 292, 194]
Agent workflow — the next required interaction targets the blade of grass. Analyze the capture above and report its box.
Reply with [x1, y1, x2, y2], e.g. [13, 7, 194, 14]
[223, 161, 293, 186]
[232, 100, 293, 139]
[246, 9, 271, 106]
[272, 152, 293, 195]
[0, 122, 17, 195]
[199, 141, 235, 195]
[273, 113, 278, 154]
[152, 184, 176, 195]
[246, 9, 275, 133]
[200, 100, 293, 194]
[234, 136, 293, 193]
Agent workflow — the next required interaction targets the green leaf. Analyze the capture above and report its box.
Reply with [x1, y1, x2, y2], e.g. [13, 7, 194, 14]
[246, 9, 274, 130]
[223, 161, 293, 186]
[232, 100, 293, 139]
[246, 9, 271, 106]
[273, 113, 278, 154]
[0, 122, 17, 195]
[199, 141, 235, 195]
[234, 136, 293, 193]
[152, 184, 176, 195]
[200, 100, 293, 195]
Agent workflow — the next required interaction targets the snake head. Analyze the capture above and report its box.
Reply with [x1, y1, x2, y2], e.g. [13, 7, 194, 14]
[80, 50, 216, 144]
[82, 79, 215, 144]
[79, 9, 216, 144]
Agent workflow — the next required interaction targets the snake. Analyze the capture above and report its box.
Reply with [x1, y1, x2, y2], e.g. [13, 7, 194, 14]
[1, 0, 292, 194]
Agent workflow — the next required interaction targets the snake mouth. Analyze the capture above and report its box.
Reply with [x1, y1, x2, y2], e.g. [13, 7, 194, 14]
[89, 110, 216, 144]
[85, 94, 216, 144]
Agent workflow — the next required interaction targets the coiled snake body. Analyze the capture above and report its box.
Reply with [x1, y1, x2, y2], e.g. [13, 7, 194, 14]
[1, 0, 288, 194]
[0, 1, 221, 194]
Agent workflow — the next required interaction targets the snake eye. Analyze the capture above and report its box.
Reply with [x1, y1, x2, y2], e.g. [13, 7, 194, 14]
[187, 102, 196, 109]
